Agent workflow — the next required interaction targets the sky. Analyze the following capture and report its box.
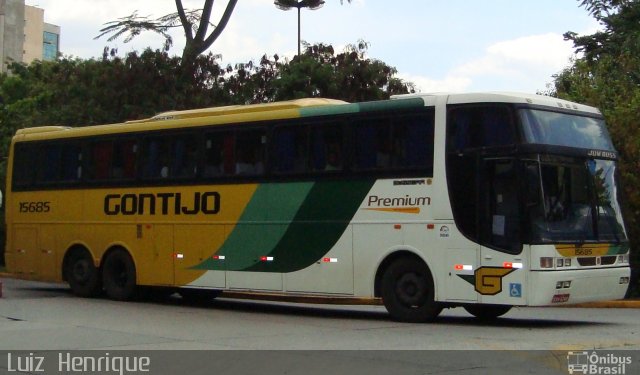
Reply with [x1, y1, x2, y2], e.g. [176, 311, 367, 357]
[25, 0, 600, 94]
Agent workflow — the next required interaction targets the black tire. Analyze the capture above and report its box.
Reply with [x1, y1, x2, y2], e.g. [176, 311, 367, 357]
[65, 250, 102, 298]
[102, 249, 137, 301]
[464, 304, 512, 320]
[178, 288, 221, 304]
[381, 257, 442, 322]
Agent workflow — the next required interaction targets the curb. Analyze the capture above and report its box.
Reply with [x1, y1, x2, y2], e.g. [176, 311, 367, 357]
[1, 272, 638, 307]
[563, 300, 640, 309]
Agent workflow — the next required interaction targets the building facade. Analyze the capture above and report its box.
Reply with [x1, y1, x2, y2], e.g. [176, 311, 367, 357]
[0, 0, 60, 72]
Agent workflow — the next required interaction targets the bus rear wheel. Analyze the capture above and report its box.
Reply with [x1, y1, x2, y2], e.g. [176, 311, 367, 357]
[464, 304, 512, 320]
[102, 249, 137, 301]
[65, 250, 101, 298]
[381, 257, 442, 322]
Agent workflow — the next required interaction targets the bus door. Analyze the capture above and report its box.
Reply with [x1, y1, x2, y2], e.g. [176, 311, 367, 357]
[478, 158, 526, 304]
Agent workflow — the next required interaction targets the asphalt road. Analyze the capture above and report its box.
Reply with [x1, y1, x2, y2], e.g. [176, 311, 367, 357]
[1, 277, 639, 374]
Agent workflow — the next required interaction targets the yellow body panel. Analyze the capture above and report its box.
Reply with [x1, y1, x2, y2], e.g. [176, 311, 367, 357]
[6, 184, 258, 286]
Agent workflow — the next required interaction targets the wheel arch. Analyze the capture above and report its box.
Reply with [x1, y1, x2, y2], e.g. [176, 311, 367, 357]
[99, 244, 136, 274]
[373, 248, 435, 298]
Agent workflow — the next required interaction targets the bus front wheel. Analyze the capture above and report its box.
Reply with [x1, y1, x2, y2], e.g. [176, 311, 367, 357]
[102, 249, 137, 301]
[65, 250, 101, 298]
[381, 257, 442, 323]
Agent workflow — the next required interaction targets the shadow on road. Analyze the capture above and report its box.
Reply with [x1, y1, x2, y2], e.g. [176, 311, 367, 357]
[11, 282, 617, 329]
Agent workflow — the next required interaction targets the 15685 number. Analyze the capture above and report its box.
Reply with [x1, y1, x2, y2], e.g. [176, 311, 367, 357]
[19, 201, 51, 213]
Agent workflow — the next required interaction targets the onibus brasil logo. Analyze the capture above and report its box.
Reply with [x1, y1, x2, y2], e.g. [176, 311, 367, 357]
[567, 351, 632, 374]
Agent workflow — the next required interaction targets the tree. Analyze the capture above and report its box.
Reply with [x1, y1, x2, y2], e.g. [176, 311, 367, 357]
[273, 41, 414, 102]
[553, 0, 640, 296]
[221, 41, 414, 104]
[96, 0, 238, 80]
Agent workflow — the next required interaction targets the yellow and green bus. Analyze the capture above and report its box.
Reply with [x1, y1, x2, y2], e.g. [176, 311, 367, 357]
[4, 93, 631, 322]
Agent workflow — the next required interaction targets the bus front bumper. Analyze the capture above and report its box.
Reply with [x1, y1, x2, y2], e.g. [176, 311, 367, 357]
[528, 267, 631, 306]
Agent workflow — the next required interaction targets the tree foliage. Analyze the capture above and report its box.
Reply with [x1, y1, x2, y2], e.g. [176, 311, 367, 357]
[554, 0, 640, 295]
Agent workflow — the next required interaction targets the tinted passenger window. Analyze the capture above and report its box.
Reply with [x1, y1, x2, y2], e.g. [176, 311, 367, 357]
[235, 130, 266, 176]
[86, 139, 138, 181]
[34, 143, 82, 183]
[448, 106, 515, 152]
[311, 124, 343, 172]
[273, 126, 309, 174]
[354, 113, 434, 173]
[141, 135, 199, 179]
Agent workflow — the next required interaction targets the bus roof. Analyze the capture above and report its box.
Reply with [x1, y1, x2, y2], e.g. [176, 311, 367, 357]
[12, 97, 427, 141]
[13, 98, 349, 139]
[392, 92, 601, 115]
[131, 98, 348, 123]
[13, 92, 600, 141]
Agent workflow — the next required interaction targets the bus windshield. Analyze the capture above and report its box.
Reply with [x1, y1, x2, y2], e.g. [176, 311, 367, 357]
[519, 109, 615, 151]
[525, 158, 627, 243]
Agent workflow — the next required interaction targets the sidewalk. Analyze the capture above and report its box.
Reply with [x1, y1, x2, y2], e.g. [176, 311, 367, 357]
[1, 271, 638, 307]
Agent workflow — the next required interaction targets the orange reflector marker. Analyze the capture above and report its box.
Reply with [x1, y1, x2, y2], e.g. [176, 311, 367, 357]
[454, 264, 473, 271]
[427, 224, 435, 229]
[394, 224, 402, 230]
[503, 262, 523, 269]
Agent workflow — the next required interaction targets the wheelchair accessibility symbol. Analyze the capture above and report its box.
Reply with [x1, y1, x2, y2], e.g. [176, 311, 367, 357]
[509, 283, 522, 298]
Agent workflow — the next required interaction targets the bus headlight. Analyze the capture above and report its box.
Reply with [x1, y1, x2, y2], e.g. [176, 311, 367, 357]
[617, 254, 629, 264]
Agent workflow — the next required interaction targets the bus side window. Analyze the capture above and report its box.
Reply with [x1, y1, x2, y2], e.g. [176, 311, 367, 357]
[392, 115, 433, 170]
[449, 106, 514, 151]
[90, 141, 113, 180]
[481, 108, 514, 147]
[12, 144, 35, 188]
[142, 138, 170, 179]
[60, 144, 82, 181]
[171, 135, 198, 178]
[273, 126, 308, 174]
[204, 133, 225, 177]
[235, 130, 266, 176]
[311, 124, 343, 172]
[112, 140, 137, 179]
[37, 145, 59, 183]
[354, 120, 392, 170]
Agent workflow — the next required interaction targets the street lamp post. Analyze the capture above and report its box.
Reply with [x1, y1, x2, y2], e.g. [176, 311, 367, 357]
[274, 0, 325, 56]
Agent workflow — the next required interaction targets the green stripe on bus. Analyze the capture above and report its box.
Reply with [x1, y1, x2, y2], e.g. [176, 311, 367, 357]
[298, 98, 425, 119]
[245, 179, 374, 273]
[357, 97, 425, 113]
[608, 243, 630, 255]
[193, 182, 314, 271]
[299, 103, 359, 118]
